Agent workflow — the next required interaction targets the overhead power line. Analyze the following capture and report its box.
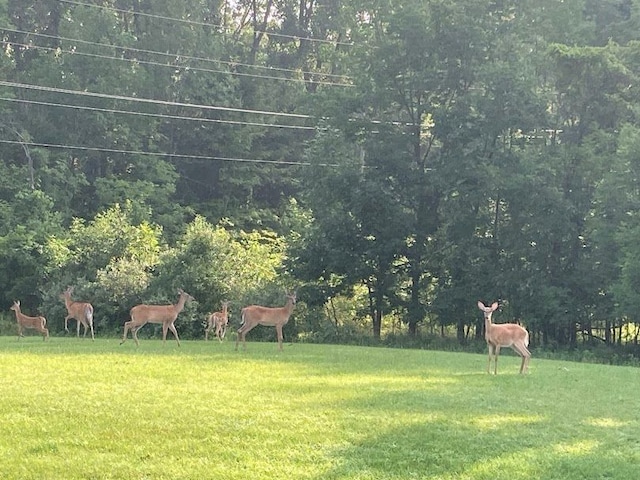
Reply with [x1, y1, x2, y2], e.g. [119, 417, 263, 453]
[0, 82, 411, 131]
[6, 39, 347, 87]
[5, 39, 340, 87]
[56, 0, 354, 47]
[1, 28, 353, 86]
[0, 80, 312, 119]
[0, 97, 316, 130]
[0, 139, 339, 167]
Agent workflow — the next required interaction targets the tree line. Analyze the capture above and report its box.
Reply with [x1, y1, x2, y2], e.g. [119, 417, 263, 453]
[2, 0, 640, 353]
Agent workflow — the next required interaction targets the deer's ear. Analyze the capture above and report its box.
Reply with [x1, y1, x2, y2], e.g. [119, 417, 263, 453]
[491, 302, 499, 311]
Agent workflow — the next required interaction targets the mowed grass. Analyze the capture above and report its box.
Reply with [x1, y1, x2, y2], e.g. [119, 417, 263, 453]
[0, 336, 639, 480]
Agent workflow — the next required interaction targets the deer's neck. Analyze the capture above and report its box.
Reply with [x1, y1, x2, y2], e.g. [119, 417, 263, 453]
[484, 314, 494, 335]
[285, 299, 295, 314]
[175, 294, 189, 313]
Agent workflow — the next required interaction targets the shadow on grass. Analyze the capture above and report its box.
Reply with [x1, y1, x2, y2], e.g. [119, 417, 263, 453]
[312, 413, 639, 480]
[308, 381, 640, 480]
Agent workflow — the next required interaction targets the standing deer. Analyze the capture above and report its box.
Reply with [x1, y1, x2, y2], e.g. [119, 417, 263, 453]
[236, 291, 296, 351]
[10, 300, 49, 340]
[61, 287, 95, 340]
[205, 300, 229, 342]
[120, 289, 194, 347]
[478, 301, 531, 374]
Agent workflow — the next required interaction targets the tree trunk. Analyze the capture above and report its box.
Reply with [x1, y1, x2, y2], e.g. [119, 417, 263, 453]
[456, 319, 465, 344]
[373, 308, 382, 340]
[366, 280, 383, 340]
[407, 265, 422, 336]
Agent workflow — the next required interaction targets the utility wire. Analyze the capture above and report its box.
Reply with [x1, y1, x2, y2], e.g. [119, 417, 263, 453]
[0, 80, 312, 119]
[1, 81, 411, 129]
[6, 39, 347, 87]
[57, 0, 354, 47]
[0, 97, 317, 130]
[1, 82, 411, 129]
[0, 95, 407, 130]
[1, 27, 352, 83]
[0, 139, 339, 167]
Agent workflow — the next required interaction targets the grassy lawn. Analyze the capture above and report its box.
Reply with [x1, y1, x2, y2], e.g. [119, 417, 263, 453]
[0, 336, 639, 479]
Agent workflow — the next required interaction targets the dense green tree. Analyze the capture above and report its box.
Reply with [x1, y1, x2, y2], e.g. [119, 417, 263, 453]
[42, 202, 163, 333]
[0, 188, 63, 310]
[600, 125, 640, 337]
[5, 0, 640, 353]
[148, 214, 288, 337]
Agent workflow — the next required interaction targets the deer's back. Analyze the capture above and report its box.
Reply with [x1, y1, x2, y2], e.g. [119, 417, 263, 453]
[130, 304, 177, 323]
[242, 305, 291, 326]
[486, 323, 528, 347]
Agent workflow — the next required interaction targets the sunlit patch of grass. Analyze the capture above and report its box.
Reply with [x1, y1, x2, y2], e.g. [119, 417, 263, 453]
[453, 448, 545, 480]
[584, 417, 630, 428]
[553, 440, 599, 455]
[469, 413, 544, 430]
[0, 338, 640, 479]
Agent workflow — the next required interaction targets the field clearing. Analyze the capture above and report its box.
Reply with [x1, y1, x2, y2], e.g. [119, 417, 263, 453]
[0, 337, 639, 479]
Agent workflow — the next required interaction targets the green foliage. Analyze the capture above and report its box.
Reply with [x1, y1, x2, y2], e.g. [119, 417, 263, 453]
[41, 202, 163, 333]
[73, 203, 162, 273]
[154, 216, 285, 304]
[0, 188, 63, 308]
[5, 0, 640, 352]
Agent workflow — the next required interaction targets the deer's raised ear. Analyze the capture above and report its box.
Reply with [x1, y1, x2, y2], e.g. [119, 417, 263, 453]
[477, 301, 486, 310]
[490, 302, 499, 311]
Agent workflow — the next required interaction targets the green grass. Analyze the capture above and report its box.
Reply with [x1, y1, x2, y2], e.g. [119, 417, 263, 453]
[0, 337, 639, 479]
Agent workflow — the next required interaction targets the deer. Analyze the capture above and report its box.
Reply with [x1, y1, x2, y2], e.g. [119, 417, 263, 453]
[235, 291, 296, 351]
[120, 289, 194, 347]
[478, 301, 531, 374]
[61, 286, 95, 341]
[10, 300, 49, 341]
[205, 300, 230, 342]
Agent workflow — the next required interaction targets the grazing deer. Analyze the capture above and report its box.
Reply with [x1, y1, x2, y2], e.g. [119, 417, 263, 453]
[10, 300, 49, 341]
[205, 300, 229, 342]
[236, 291, 296, 351]
[61, 287, 95, 341]
[120, 289, 194, 347]
[478, 301, 531, 374]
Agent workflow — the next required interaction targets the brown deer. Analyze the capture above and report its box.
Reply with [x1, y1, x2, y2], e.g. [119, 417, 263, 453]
[120, 289, 194, 346]
[10, 300, 49, 340]
[478, 301, 531, 374]
[61, 287, 95, 340]
[205, 300, 229, 342]
[236, 292, 296, 351]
